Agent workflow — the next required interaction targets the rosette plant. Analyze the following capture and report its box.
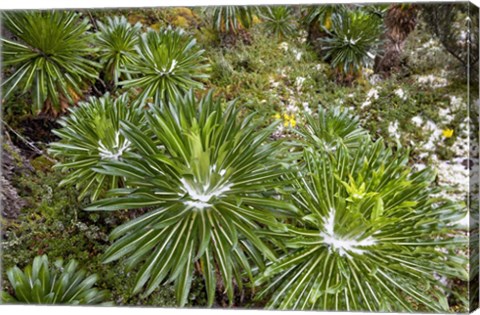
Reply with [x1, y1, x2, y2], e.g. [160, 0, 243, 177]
[255, 139, 468, 311]
[303, 4, 346, 32]
[212, 6, 256, 35]
[120, 27, 209, 104]
[1, 255, 109, 304]
[95, 15, 142, 86]
[86, 91, 295, 306]
[49, 93, 144, 201]
[260, 6, 296, 40]
[302, 4, 346, 46]
[320, 10, 383, 81]
[295, 107, 370, 152]
[1, 10, 99, 115]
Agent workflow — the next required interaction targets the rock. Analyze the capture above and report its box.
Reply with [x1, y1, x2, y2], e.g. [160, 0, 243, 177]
[0, 176, 24, 219]
[220, 29, 252, 48]
[1, 133, 34, 219]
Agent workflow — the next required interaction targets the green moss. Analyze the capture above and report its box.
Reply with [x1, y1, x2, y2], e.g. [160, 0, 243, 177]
[2, 142, 23, 168]
[1, 216, 182, 306]
[30, 155, 55, 173]
[1, 165, 187, 307]
[171, 8, 201, 32]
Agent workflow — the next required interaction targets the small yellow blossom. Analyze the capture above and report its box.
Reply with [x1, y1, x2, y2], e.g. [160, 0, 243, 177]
[442, 128, 454, 138]
[363, 68, 374, 75]
[324, 15, 332, 30]
[275, 111, 297, 128]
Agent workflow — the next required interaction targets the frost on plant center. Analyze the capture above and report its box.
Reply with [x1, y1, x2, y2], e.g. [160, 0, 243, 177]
[180, 177, 232, 210]
[98, 131, 131, 160]
[320, 208, 377, 257]
[1, 2, 477, 313]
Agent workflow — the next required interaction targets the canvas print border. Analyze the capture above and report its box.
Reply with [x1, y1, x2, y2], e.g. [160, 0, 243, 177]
[0, 1, 478, 313]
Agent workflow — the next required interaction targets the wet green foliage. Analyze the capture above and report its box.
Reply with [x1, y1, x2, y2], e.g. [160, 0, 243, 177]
[1, 4, 472, 312]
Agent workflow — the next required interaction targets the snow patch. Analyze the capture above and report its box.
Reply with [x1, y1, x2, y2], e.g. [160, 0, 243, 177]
[416, 75, 448, 88]
[394, 88, 407, 101]
[295, 76, 306, 90]
[411, 115, 424, 126]
[388, 121, 400, 140]
[361, 88, 379, 109]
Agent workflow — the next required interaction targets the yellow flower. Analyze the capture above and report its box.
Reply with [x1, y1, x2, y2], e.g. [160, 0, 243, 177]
[324, 14, 332, 30]
[442, 128, 454, 138]
[363, 68, 374, 75]
[283, 113, 291, 120]
[290, 119, 296, 127]
[284, 120, 289, 127]
[274, 113, 281, 119]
